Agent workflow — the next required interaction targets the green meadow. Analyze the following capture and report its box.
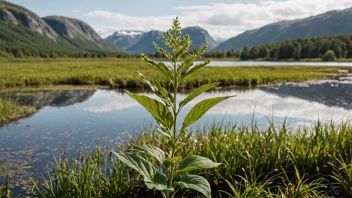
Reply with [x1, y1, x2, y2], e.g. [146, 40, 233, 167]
[0, 58, 346, 89]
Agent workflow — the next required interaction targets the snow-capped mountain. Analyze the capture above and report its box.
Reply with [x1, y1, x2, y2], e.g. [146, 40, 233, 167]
[106, 27, 218, 54]
[105, 30, 143, 50]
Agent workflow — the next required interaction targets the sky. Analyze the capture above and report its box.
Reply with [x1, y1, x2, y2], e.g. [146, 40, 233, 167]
[6, 0, 352, 41]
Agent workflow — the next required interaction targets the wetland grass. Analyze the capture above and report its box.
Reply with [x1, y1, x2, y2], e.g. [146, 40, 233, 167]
[0, 58, 346, 89]
[30, 122, 352, 197]
[0, 97, 36, 126]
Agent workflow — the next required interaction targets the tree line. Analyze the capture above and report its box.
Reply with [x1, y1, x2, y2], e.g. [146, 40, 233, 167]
[205, 34, 352, 61]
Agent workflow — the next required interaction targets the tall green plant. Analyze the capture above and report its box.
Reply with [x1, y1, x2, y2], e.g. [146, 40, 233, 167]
[113, 18, 234, 198]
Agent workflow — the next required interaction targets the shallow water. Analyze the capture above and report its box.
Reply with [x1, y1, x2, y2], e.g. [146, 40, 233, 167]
[163, 60, 352, 67]
[1, 82, 352, 194]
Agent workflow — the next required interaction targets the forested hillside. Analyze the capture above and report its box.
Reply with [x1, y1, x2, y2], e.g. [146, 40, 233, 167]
[205, 34, 352, 61]
[0, 1, 123, 58]
[214, 7, 352, 51]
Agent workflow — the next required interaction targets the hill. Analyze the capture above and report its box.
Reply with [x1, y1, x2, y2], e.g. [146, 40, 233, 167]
[214, 7, 352, 51]
[0, 0, 123, 57]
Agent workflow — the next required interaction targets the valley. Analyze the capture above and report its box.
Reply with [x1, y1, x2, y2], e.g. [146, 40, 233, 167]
[1, 0, 352, 197]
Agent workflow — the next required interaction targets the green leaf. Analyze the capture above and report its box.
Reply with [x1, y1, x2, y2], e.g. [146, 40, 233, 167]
[132, 145, 166, 164]
[177, 46, 207, 76]
[176, 155, 221, 175]
[157, 124, 172, 138]
[179, 82, 220, 109]
[182, 96, 235, 129]
[141, 54, 173, 81]
[114, 153, 173, 192]
[125, 90, 173, 129]
[144, 172, 174, 193]
[174, 142, 186, 153]
[153, 42, 173, 61]
[175, 35, 191, 60]
[178, 175, 212, 198]
[181, 60, 210, 78]
[138, 72, 172, 106]
[165, 156, 182, 166]
[114, 153, 156, 180]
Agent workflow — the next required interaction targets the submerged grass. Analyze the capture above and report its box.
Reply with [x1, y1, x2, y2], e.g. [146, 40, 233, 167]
[0, 161, 11, 198]
[30, 121, 352, 197]
[0, 97, 36, 126]
[0, 58, 346, 89]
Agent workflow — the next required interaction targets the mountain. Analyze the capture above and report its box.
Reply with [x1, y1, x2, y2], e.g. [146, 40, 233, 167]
[261, 82, 352, 110]
[107, 26, 218, 54]
[43, 16, 122, 53]
[182, 26, 218, 51]
[125, 30, 163, 54]
[3, 90, 95, 109]
[214, 7, 352, 51]
[0, 0, 123, 57]
[105, 30, 143, 50]
[0, 0, 58, 40]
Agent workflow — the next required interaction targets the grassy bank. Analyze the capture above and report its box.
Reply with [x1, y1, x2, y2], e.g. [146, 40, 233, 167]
[29, 122, 352, 198]
[0, 58, 347, 89]
[0, 97, 36, 126]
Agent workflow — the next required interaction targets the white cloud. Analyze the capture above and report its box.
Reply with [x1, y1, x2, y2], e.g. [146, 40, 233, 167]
[72, 10, 82, 13]
[86, 0, 352, 42]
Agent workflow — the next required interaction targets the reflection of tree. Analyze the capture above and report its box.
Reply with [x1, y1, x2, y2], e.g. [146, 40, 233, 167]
[1, 90, 95, 108]
[261, 83, 352, 110]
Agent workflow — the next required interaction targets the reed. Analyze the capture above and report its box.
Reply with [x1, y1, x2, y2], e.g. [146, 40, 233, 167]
[30, 121, 352, 197]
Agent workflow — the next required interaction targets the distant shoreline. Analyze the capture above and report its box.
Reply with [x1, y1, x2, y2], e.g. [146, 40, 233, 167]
[0, 58, 349, 90]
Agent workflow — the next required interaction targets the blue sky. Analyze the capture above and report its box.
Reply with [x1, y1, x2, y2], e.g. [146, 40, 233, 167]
[7, 0, 259, 17]
[6, 0, 352, 40]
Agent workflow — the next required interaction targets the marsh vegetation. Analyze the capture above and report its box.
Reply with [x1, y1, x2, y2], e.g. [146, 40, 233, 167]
[0, 58, 347, 89]
[1, 18, 352, 198]
[0, 97, 36, 126]
[29, 122, 352, 197]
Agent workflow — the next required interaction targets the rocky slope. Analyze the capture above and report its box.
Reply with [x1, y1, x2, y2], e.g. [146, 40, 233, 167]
[43, 16, 122, 52]
[0, 0, 123, 57]
[0, 0, 58, 40]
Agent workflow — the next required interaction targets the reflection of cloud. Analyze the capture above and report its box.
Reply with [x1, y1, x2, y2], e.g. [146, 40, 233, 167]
[84, 89, 352, 125]
[185, 90, 352, 123]
[84, 90, 164, 113]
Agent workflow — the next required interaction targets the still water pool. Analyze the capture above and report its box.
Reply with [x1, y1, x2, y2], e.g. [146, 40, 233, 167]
[1, 81, 352, 193]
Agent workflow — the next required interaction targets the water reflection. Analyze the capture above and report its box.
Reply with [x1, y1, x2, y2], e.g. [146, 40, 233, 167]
[1, 90, 95, 108]
[261, 83, 352, 110]
[1, 83, 352, 194]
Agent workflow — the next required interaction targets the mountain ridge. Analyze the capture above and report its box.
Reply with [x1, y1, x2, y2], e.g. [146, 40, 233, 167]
[105, 30, 144, 50]
[214, 7, 352, 51]
[106, 26, 218, 54]
[43, 15, 122, 52]
[0, 0, 123, 57]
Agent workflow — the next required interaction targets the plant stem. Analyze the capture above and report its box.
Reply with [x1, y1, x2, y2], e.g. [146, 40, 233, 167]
[168, 55, 178, 189]
[173, 61, 177, 140]
[161, 192, 167, 198]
